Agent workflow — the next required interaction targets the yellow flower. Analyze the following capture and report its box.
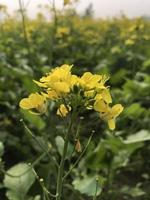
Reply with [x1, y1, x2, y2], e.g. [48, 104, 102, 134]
[52, 82, 70, 94]
[34, 64, 73, 96]
[19, 93, 47, 113]
[56, 104, 71, 117]
[96, 75, 109, 91]
[94, 99, 123, 130]
[101, 104, 124, 130]
[42, 90, 58, 100]
[70, 75, 80, 88]
[80, 72, 102, 90]
[95, 89, 112, 104]
[84, 90, 95, 98]
[94, 99, 109, 113]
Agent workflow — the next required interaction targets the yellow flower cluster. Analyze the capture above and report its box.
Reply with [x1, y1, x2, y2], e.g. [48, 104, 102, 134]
[19, 64, 123, 130]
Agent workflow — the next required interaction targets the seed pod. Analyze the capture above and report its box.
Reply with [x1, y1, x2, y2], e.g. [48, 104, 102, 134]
[75, 139, 82, 153]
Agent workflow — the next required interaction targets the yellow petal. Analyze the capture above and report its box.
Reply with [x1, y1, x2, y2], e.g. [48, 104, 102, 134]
[56, 104, 71, 117]
[101, 89, 112, 104]
[53, 82, 70, 94]
[19, 98, 33, 109]
[111, 104, 124, 118]
[33, 80, 47, 88]
[84, 90, 95, 97]
[19, 93, 46, 110]
[108, 119, 116, 130]
[47, 90, 58, 99]
[94, 100, 108, 113]
[94, 94, 102, 101]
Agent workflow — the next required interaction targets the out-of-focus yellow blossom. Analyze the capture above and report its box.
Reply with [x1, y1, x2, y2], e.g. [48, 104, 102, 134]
[57, 104, 71, 117]
[56, 27, 70, 38]
[125, 39, 135, 46]
[64, 0, 71, 5]
[19, 93, 47, 114]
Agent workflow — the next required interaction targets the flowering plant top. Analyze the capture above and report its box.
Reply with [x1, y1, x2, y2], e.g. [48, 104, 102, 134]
[19, 64, 123, 130]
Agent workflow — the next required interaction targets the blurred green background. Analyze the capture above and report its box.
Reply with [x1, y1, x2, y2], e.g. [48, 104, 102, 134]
[0, 2, 150, 200]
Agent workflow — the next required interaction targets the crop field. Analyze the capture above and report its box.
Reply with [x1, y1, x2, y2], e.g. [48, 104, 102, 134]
[0, 1, 150, 200]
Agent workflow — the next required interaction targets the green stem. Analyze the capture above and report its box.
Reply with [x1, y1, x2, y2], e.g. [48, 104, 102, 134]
[63, 133, 93, 180]
[56, 115, 73, 200]
[18, 0, 30, 54]
[93, 177, 98, 200]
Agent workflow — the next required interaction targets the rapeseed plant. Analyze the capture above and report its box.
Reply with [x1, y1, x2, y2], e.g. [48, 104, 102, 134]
[19, 64, 123, 200]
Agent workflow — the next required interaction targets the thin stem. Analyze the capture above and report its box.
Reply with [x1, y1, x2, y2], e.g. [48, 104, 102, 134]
[18, 0, 34, 66]
[63, 133, 93, 180]
[18, 0, 30, 51]
[33, 168, 57, 199]
[20, 119, 59, 168]
[93, 177, 99, 200]
[56, 113, 74, 200]
[47, 0, 58, 65]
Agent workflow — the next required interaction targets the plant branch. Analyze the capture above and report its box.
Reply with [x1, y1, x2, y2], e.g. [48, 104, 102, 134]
[63, 133, 93, 180]
[56, 112, 75, 200]
[20, 119, 59, 168]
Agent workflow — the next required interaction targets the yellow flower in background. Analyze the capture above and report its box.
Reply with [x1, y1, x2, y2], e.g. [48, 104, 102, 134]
[125, 39, 135, 46]
[19, 93, 47, 114]
[63, 0, 72, 5]
[57, 104, 71, 117]
[56, 27, 70, 38]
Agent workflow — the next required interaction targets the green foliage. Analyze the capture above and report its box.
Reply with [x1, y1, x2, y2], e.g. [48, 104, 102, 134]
[4, 163, 35, 200]
[73, 175, 101, 196]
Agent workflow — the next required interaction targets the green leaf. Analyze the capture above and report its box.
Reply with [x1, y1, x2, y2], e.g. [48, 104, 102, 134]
[86, 141, 107, 170]
[121, 185, 145, 197]
[73, 175, 101, 196]
[4, 163, 35, 200]
[55, 136, 74, 158]
[124, 103, 145, 118]
[124, 130, 150, 144]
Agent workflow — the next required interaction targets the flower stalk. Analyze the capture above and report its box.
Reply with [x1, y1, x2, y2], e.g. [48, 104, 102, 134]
[56, 112, 74, 200]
